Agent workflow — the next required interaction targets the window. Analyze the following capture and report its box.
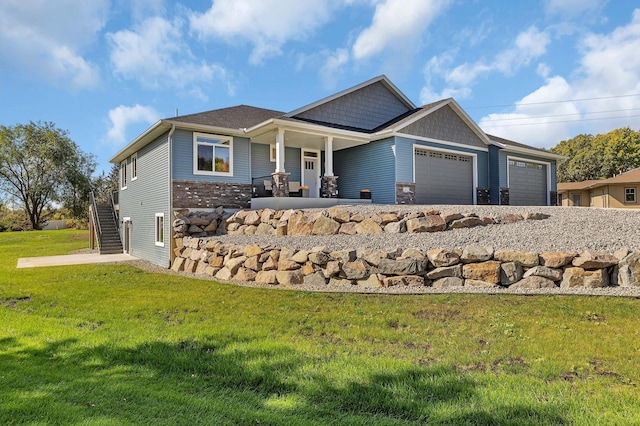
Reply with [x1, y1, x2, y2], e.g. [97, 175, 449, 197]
[625, 187, 636, 203]
[572, 194, 581, 206]
[270, 144, 276, 162]
[131, 153, 137, 181]
[120, 160, 127, 189]
[193, 133, 233, 176]
[155, 213, 164, 246]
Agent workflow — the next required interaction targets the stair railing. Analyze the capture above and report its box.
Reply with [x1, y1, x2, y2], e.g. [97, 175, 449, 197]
[109, 190, 119, 230]
[89, 191, 102, 251]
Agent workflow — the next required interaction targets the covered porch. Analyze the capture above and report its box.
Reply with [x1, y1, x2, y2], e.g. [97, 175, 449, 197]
[246, 120, 371, 201]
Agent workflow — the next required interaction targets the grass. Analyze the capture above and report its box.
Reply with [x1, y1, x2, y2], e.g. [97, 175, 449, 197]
[1, 230, 640, 425]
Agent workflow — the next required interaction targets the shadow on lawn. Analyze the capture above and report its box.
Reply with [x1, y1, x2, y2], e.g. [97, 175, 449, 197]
[0, 337, 566, 425]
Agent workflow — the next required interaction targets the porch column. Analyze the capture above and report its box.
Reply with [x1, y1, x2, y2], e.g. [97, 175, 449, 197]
[272, 128, 290, 197]
[275, 128, 285, 173]
[321, 136, 338, 198]
[324, 136, 334, 176]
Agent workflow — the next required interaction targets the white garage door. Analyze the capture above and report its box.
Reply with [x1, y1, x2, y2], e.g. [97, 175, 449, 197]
[508, 159, 547, 206]
[415, 149, 473, 204]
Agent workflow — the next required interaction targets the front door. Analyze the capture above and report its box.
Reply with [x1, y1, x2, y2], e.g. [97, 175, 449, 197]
[303, 150, 320, 198]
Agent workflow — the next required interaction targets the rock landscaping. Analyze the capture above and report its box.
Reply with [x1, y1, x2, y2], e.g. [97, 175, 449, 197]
[168, 206, 640, 294]
[221, 207, 549, 236]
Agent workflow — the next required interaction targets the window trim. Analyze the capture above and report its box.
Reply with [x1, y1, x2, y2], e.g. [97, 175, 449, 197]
[120, 159, 127, 190]
[624, 187, 636, 204]
[193, 133, 233, 176]
[269, 144, 276, 162]
[131, 152, 138, 181]
[155, 213, 165, 247]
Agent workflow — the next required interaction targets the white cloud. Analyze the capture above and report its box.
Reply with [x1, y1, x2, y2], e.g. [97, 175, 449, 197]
[107, 17, 232, 98]
[107, 105, 161, 145]
[420, 26, 551, 104]
[189, 0, 337, 65]
[352, 0, 451, 60]
[0, 0, 107, 88]
[479, 9, 640, 148]
[319, 49, 350, 89]
[545, 0, 606, 17]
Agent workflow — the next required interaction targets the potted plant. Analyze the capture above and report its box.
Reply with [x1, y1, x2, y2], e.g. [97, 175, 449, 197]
[300, 185, 309, 197]
[360, 188, 371, 199]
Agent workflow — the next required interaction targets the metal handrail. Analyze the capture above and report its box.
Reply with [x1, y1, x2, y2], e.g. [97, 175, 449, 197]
[89, 191, 102, 250]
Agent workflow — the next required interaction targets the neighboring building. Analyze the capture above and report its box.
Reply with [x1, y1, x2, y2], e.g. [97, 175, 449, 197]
[110, 75, 562, 267]
[558, 168, 640, 208]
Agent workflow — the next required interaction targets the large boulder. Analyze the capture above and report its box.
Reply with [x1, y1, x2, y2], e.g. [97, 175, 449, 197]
[510, 276, 557, 289]
[617, 252, 640, 287]
[426, 264, 463, 280]
[572, 250, 618, 269]
[561, 267, 609, 288]
[432, 277, 464, 288]
[462, 261, 501, 284]
[427, 249, 460, 267]
[377, 258, 428, 275]
[523, 266, 563, 281]
[312, 215, 340, 235]
[539, 251, 576, 268]
[342, 259, 370, 280]
[406, 216, 446, 233]
[276, 270, 304, 285]
[383, 275, 426, 287]
[494, 250, 539, 267]
[461, 245, 494, 263]
[500, 262, 523, 286]
[355, 218, 383, 234]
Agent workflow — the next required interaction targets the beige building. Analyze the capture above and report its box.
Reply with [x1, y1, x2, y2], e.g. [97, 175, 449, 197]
[557, 168, 640, 208]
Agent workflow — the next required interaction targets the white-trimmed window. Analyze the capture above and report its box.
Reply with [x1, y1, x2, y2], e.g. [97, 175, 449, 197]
[120, 160, 127, 189]
[155, 213, 164, 246]
[193, 133, 233, 176]
[131, 152, 137, 181]
[625, 187, 636, 203]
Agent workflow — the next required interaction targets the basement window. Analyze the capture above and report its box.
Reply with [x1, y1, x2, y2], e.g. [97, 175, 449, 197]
[625, 187, 636, 203]
[193, 133, 233, 176]
[155, 213, 165, 247]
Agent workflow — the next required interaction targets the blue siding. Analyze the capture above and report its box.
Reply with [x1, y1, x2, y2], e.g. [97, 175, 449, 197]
[249, 144, 302, 183]
[334, 138, 396, 203]
[489, 145, 501, 204]
[172, 129, 251, 183]
[394, 136, 489, 188]
[118, 133, 170, 268]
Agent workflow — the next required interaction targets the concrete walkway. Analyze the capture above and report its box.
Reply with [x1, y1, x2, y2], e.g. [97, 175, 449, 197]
[17, 253, 137, 269]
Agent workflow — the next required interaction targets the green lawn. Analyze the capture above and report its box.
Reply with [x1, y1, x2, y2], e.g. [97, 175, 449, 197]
[1, 230, 639, 425]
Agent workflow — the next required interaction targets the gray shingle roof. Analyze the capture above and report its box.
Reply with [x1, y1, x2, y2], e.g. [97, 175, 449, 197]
[487, 133, 550, 153]
[169, 105, 284, 130]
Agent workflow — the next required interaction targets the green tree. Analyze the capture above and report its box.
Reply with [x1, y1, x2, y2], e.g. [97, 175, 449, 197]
[551, 128, 640, 182]
[0, 121, 95, 230]
[92, 164, 119, 204]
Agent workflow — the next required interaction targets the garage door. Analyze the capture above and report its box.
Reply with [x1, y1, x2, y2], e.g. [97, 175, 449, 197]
[415, 149, 473, 204]
[508, 159, 547, 205]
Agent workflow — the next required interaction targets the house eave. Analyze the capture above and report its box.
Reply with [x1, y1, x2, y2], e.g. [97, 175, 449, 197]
[502, 145, 567, 161]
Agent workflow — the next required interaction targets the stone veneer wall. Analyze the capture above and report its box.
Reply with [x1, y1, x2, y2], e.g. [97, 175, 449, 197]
[173, 180, 251, 209]
[172, 237, 640, 289]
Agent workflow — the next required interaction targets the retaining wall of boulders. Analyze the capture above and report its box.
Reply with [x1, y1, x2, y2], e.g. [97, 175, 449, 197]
[223, 207, 549, 236]
[171, 238, 640, 289]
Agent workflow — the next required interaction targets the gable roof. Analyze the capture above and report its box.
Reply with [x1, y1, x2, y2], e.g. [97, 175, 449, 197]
[487, 134, 566, 161]
[557, 168, 640, 192]
[285, 75, 416, 118]
[170, 105, 284, 130]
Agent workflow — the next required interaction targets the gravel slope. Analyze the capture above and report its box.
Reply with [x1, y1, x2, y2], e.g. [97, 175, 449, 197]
[133, 205, 640, 297]
[214, 205, 640, 253]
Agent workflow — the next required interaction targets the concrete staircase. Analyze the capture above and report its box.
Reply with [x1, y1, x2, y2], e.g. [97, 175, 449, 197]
[95, 204, 123, 254]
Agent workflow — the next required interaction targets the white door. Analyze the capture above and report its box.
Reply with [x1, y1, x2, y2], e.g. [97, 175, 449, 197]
[303, 151, 320, 198]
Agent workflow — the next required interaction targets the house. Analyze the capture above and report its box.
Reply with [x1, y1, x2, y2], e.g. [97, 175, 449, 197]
[557, 168, 640, 208]
[109, 75, 563, 267]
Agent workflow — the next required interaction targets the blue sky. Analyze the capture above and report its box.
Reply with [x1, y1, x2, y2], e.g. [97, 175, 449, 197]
[1, 0, 639, 174]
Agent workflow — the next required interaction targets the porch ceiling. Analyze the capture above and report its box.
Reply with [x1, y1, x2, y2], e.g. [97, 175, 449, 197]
[250, 128, 369, 151]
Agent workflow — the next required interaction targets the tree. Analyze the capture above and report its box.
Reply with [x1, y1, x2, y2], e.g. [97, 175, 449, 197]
[92, 164, 119, 204]
[551, 127, 640, 182]
[0, 121, 96, 230]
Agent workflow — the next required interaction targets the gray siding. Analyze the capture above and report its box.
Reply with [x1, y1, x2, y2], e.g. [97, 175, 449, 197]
[400, 105, 486, 149]
[118, 133, 170, 268]
[173, 129, 251, 183]
[249, 143, 302, 183]
[295, 81, 410, 130]
[334, 138, 396, 203]
[394, 136, 489, 188]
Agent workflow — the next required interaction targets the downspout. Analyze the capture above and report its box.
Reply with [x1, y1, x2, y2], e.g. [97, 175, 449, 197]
[168, 124, 176, 267]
